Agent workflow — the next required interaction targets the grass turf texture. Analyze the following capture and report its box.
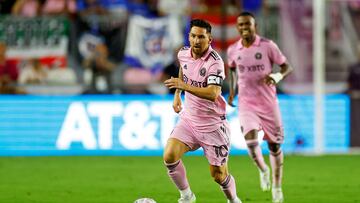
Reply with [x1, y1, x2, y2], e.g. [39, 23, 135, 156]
[0, 155, 359, 203]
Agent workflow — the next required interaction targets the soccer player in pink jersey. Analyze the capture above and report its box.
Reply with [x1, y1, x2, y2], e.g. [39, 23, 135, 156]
[227, 12, 293, 203]
[163, 19, 242, 203]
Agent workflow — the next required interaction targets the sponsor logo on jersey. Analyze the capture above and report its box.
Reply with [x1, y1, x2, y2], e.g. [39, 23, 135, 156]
[239, 65, 246, 73]
[238, 64, 265, 73]
[248, 64, 265, 72]
[255, 52, 262, 60]
[199, 67, 206, 76]
[183, 74, 207, 88]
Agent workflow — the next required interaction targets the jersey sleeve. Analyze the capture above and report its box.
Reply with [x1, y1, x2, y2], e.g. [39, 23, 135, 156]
[177, 46, 186, 59]
[208, 60, 225, 79]
[268, 41, 287, 65]
[177, 46, 189, 68]
[206, 61, 225, 86]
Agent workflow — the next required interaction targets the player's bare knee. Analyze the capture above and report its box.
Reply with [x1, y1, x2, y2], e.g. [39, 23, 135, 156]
[245, 129, 258, 140]
[163, 150, 178, 164]
[212, 170, 227, 184]
[268, 143, 281, 153]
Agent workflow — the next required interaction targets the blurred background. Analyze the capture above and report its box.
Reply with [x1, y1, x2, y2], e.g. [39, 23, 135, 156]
[0, 0, 359, 156]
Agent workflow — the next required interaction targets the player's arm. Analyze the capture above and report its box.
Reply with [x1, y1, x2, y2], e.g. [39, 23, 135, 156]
[164, 75, 222, 102]
[279, 62, 293, 78]
[184, 83, 221, 102]
[174, 65, 183, 96]
[264, 62, 294, 86]
[227, 68, 237, 107]
[172, 65, 183, 113]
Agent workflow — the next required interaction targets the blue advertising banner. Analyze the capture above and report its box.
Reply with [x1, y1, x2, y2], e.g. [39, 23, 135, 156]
[0, 94, 349, 156]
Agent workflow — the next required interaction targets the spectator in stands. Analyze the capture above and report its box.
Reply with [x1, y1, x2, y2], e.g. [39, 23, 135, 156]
[75, 0, 109, 37]
[83, 42, 115, 94]
[0, 41, 24, 94]
[18, 58, 48, 85]
[159, 52, 180, 94]
[46, 60, 77, 85]
[348, 45, 360, 93]
[41, 0, 76, 16]
[0, 42, 17, 82]
[156, 0, 190, 93]
[75, 0, 127, 61]
[348, 43, 360, 147]
[11, 0, 41, 17]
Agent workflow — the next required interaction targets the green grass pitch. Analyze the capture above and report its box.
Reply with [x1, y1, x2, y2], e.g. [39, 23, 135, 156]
[0, 154, 359, 203]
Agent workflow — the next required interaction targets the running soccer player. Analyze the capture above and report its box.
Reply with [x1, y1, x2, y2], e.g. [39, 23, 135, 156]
[227, 12, 293, 203]
[164, 19, 242, 203]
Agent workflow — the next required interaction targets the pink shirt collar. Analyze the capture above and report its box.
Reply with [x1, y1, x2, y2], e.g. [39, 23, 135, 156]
[237, 34, 261, 49]
[189, 45, 214, 60]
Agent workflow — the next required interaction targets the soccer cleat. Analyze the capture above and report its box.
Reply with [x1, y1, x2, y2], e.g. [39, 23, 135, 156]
[272, 187, 284, 203]
[178, 192, 196, 203]
[259, 166, 271, 191]
[227, 197, 242, 203]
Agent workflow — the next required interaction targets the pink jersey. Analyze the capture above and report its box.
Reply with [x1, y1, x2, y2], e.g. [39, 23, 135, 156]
[227, 35, 287, 112]
[178, 46, 227, 132]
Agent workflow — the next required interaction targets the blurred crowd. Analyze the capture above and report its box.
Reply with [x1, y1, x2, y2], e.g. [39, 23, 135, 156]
[1, 0, 359, 96]
[0, 0, 266, 95]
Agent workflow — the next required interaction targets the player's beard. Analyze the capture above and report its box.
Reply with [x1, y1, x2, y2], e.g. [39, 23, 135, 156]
[192, 44, 210, 57]
[192, 47, 202, 54]
[192, 46, 203, 57]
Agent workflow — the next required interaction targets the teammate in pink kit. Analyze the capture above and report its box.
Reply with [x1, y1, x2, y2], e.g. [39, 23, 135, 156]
[227, 12, 293, 203]
[164, 19, 242, 203]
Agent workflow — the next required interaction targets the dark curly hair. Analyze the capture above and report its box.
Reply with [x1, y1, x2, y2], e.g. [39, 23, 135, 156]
[190, 19, 212, 34]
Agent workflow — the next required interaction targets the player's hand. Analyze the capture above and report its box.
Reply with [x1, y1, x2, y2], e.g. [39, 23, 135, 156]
[173, 94, 182, 113]
[262, 75, 276, 86]
[227, 92, 236, 107]
[164, 77, 186, 90]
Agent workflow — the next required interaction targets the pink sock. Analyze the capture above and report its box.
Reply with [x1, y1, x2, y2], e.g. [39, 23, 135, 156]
[246, 140, 267, 171]
[270, 149, 283, 187]
[220, 175, 238, 201]
[165, 159, 189, 190]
